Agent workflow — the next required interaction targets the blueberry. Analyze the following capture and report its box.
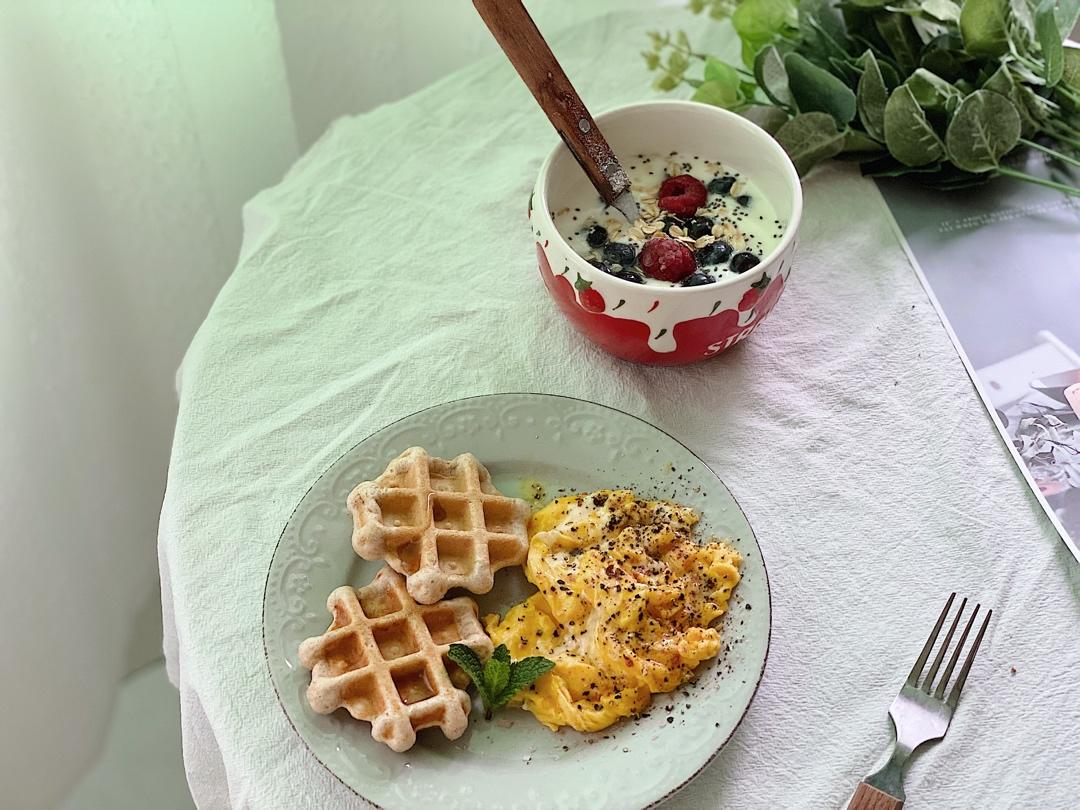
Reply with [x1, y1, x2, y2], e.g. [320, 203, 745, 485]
[735, 194, 752, 207]
[685, 216, 715, 239]
[696, 240, 732, 266]
[614, 269, 646, 284]
[585, 224, 608, 247]
[729, 251, 760, 274]
[680, 271, 715, 287]
[708, 176, 736, 195]
[588, 259, 612, 273]
[602, 242, 637, 267]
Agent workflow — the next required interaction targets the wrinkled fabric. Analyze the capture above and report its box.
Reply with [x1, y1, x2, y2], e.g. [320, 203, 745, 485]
[159, 9, 1080, 809]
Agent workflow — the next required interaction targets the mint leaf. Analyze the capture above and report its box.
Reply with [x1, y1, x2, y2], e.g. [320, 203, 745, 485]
[494, 657, 556, 707]
[446, 644, 488, 699]
[449, 644, 555, 720]
[485, 657, 511, 699]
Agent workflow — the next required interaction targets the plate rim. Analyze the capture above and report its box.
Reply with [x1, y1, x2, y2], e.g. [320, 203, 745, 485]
[261, 392, 772, 809]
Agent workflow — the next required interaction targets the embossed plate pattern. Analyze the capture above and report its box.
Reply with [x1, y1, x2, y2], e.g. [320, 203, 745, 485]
[263, 393, 771, 809]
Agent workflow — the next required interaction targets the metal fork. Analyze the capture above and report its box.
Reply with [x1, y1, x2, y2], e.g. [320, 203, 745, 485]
[849, 594, 992, 810]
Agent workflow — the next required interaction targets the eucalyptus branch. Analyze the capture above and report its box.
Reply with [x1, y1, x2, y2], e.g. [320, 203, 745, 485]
[650, 0, 1080, 192]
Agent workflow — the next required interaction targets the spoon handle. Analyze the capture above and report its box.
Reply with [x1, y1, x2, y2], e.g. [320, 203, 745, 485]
[473, 0, 633, 213]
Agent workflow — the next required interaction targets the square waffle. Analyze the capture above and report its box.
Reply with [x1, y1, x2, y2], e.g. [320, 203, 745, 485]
[347, 447, 531, 604]
[298, 567, 494, 752]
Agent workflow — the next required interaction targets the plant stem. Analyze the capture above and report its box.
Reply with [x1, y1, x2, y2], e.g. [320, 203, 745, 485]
[1019, 138, 1080, 168]
[1047, 129, 1080, 151]
[1055, 85, 1080, 106]
[998, 166, 1080, 195]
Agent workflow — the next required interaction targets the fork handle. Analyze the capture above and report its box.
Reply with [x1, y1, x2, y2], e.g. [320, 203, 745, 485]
[849, 782, 903, 810]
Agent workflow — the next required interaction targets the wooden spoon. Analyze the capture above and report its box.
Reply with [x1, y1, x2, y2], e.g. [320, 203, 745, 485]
[473, 0, 639, 222]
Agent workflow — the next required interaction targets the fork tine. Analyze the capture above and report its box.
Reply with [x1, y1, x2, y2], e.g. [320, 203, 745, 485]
[907, 593, 955, 687]
[945, 608, 992, 706]
[934, 603, 979, 699]
[921, 596, 966, 692]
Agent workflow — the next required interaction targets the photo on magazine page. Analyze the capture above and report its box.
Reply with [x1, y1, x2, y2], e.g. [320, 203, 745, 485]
[878, 152, 1080, 559]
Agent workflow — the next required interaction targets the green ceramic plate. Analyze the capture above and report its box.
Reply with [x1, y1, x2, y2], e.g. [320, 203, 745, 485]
[263, 393, 770, 809]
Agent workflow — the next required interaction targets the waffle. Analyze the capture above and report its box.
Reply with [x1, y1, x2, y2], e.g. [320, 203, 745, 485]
[348, 447, 531, 604]
[298, 567, 494, 752]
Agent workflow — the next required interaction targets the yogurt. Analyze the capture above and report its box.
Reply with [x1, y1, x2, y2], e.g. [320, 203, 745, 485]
[552, 152, 785, 287]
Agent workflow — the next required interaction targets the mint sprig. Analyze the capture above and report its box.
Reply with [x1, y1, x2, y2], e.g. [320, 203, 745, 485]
[447, 643, 555, 720]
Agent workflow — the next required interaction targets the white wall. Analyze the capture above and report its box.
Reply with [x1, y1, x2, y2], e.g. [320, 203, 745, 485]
[276, 0, 652, 149]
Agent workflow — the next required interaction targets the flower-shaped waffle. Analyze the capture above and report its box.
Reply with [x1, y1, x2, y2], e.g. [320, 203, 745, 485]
[347, 447, 531, 604]
[298, 567, 494, 752]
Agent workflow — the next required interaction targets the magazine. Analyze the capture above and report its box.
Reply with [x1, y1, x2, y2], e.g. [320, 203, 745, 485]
[877, 150, 1080, 562]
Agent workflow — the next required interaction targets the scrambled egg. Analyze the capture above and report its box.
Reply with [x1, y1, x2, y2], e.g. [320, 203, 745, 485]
[484, 490, 741, 732]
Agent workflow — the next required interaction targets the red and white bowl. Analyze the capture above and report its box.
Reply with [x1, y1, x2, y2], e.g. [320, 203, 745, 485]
[530, 100, 802, 365]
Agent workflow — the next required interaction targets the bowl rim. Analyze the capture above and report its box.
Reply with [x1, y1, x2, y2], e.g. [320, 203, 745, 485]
[535, 99, 803, 295]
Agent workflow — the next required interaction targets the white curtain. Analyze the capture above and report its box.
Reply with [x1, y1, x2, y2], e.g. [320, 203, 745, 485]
[0, 1, 652, 806]
[0, 2, 297, 806]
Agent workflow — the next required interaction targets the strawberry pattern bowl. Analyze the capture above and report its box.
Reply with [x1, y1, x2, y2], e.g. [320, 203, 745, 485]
[531, 100, 802, 365]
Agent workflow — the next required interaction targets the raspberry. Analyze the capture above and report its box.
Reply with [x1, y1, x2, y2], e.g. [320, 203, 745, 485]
[658, 174, 707, 218]
[638, 237, 697, 283]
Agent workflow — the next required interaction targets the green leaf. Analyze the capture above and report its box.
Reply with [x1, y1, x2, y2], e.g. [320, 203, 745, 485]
[848, 0, 891, 6]
[741, 37, 762, 70]
[842, 127, 885, 153]
[653, 73, 680, 91]
[485, 657, 511, 698]
[784, 52, 857, 121]
[732, 0, 797, 41]
[945, 89, 1021, 172]
[1059, 47, 1080, 113]
[878, 58, 902, 90]
[959, 0, 1010, 57]
[982, 64, 1040, 135]
[495, 657, 557, 707]
[799, 0, 848, 41]
[692, 79, 741, 108]
[875, 12, 922, 70]
[884, 84, 945, 165]
[705, 56, 738, 85]
[668, 50, 690, 77]
[1035, 0, 1064, 87]
[699, 56, 744, 107]
[919, 46, 964, 82]
[904, 68, 964, 112]
[798, 0, 851, 63]
[1057, 0, 1080, 38]
[1064, 46, 1080, 91]
[491, 644, 511, 665]
[447, 644, 487, 696]
[774, 112, 847, 174]
[857, 50, 889, 142]
[741, 104, 792, 133]
[755, 45, 796, 108]
[920, 0, 961, 22]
